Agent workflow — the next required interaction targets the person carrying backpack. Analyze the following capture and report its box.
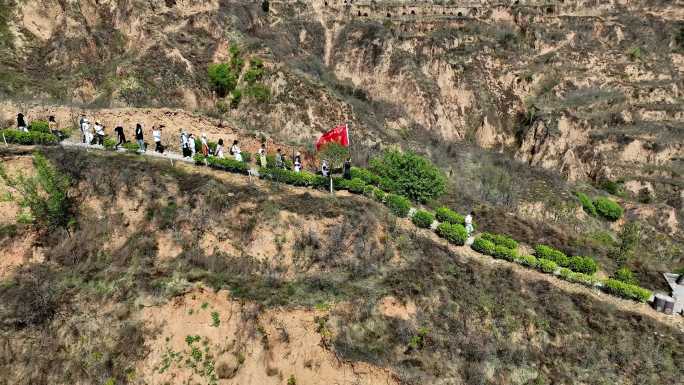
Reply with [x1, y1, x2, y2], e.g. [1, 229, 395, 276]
[135, 123, 145, 152]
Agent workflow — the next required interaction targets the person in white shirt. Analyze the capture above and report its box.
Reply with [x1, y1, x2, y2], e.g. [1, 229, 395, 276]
[153, 125, 163, 153]
[188, 133, 196, 157]
[82, 118, 93, 145]
[258, 143, 267, 168]
[215, 138, 225, 158]
[465, 211, 474, 237]
[294, 152, 302, 173]
[94, 121, 105, 146]
[321, 160, 329, 177]
[230, 140, 242, 162]
[180, 130, 190, 158]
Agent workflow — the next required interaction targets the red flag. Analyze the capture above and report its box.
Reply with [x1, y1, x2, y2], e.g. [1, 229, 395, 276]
[315, 123, 350, 151]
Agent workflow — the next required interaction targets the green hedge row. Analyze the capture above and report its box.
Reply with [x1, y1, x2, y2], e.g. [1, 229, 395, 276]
[385, 194, 411, 217]
[602, 278, 652, 303]
[1, 129, 58, 145]
[471, 236, 519, 262]
[480, 232, 518, 250]
[412, 210, 435, 228]
[194, 154, 249, 174]
[534, 244, 569, 267]
[29, 120, 50, 133]
[435, 207, 464, 225]
[534, 244, 598, 274]
[436, 222, 467, 245]
[559, 268, 600, 288]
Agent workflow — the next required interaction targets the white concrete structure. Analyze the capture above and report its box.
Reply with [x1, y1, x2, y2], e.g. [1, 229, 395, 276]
[662, 273, 684, 315]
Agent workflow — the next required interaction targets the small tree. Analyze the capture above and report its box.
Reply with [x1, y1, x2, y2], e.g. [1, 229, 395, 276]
[318, 142, 349, 193]
[369, 149, 446, 203]
[610, 222, 641, 266]
[207, 63, 237, 97]
[0, 152, 72, 233]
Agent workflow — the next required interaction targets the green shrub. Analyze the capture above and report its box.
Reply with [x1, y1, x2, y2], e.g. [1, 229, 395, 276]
[612, 267, 638, 285]
[559, 268, 600, 287]
[1, 129, 58, 145]
[576, 192, 597, 216]
[435, 207, 464, 225]
[594, 197, 623, 221]
[333, 177, 349, 190]
[241, 151, 252, 163]
[385, 194, 411, 217]
[516, 254, 539, 268]
[260, 167, 317, 186]
[492, 245, 519, 261]
[471, 237, 495, 255]
[412, 210, 435, 229]
[372, 188, 386, 202]
[204, 155, 249, 174]
[122, 141, 140, 152]
[369, 149, 446, 203]
[602, 279, 652, 303]
[600, 180, 624, 196]
[533, 244, 569, 267]
[29, 120, 50, 133]
[362, 184, 375, 197]
[538, 258, 558, 274]
[208, 63, 237, 97]
[0, 153, 72, 232]
[568, 256, 598, 275]
[480, 232, 518, 250]
[346, 178, 367, 194]
[350, 167, 377, 184]
[311, 175, 328, 190]
[245, 84, 271, 103]
[436, 222, 468, 245]
[103, 137, 117, 150]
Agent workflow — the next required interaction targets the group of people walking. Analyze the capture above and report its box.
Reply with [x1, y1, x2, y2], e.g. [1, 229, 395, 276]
[17, 113, 353, 179]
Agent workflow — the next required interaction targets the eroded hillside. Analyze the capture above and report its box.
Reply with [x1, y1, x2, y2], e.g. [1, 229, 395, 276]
[0, 147, 682, 385]
[1, 0, 682, 180]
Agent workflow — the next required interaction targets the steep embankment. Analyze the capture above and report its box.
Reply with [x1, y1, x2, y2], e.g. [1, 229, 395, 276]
[0, 147, 682, 385]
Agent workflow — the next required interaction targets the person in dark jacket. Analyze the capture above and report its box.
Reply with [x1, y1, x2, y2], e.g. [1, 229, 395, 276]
[135, 123, 145, 152]
[114, 123, 126, 149]
[343, 157, 352, 179]
[17, 113, 27, 132]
